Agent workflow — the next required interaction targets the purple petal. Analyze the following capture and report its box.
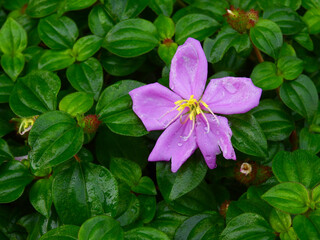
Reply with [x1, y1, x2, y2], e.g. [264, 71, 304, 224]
[195, 114, 235, 169]
[148, 118, 198, 172]
[129, 83, 182, 131]
[169, 38, 207, 100]
[201, 77, 262, 115]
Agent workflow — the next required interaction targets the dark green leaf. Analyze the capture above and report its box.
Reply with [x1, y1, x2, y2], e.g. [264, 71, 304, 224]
[73, 35, 102, 62]
[158, 43, 178, 65]
[125, 227, 169, 240]
[28, 111, 84, 172]
[1, 52, 24, 81]
[293, 30, 314, 51]
[0, 74, 14, 103]
[0, 139, 13, 165]
[116, 188, 140, 226]
[293, 215, 320, 239]
[39, 225, 79, 240]
[58, 0, 96, 13]
[175, 13, 219, 45]
[149, 0, 175, 16]
[88, 5, 114, 38]
[277, 56, 303, 80]
[110, 157, 141, 187]
[0, 160, 33, 203]
[132, 176, 157, 195]
[26, 0, 59, 18]
[299, 128, 320, 154]
[59, 92, 94, 117]
[229, 114, 268, 157]
[38, 50, 75, 71]
[258, 0, 301, 10]
[138, 195, 156, 224]
[9, 70, 61, 117]
[302, 0, 320, 9]
[269, 208, 291, 233]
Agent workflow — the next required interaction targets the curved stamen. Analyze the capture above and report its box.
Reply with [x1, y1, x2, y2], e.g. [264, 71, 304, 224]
[200, 100, 220, 125]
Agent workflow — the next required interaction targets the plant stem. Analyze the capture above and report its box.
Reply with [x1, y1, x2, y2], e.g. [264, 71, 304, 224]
[252, 44, 264, 63]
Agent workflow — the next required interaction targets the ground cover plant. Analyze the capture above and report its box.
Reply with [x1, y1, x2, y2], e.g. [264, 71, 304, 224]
[0, 0, 320, 239]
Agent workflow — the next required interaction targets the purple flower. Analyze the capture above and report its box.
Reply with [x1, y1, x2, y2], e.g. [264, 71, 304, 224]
[129, 38, 262, 172]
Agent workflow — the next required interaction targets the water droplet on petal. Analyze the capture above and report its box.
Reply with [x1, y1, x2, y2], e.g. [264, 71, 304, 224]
[224, 83, 237, 94]
[177, 142, 182, 147]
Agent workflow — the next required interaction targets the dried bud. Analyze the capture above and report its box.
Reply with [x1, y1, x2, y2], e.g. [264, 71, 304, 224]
[253, 165, 272, 185]
[225, 6, 259, 33]
[219, 200, 231, 218]
[78, 114, 101, 134]
[234, 161, 257, 185]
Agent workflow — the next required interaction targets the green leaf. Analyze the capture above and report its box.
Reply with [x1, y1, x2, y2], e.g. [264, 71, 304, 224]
[293, 215, 320, 240]
[149, 0, 175, 16]
[132, 176, 157, 195]
[250, 19, 283, 59]
[0, 17, 27, 54]
[299, 127, 320, 154]
[228, 113, 268, 157]
[58, 0, 96, 13]
[110, 157, 142, 187]
[138, 195, 156, 223]
[262, 182, 309, 214]
[59, 92, 94, 117]
[29, 178, 53, 218]
[53, 162, 119, 225]
[280, 228, 298, 240]
[156, 154, 207, 201]
[26, 0, 59, 18]
[174, 212, 224, 240]
[312, 184, 320, 208]
[88, 5, 114, 38]
[0, 139, 13, 166]
[220, 213, 274, 240]
[39, 49, 75, 71]
[96, 80, 148, 136]
[39, 225, 80, 240]
[1, 53, 25, 81]
[0, 74, 14, 103]
[38, 14, 79, 49]
[269, 208, 291, 233]
[103, 0, 149, 21]
[280, 74, 318, 121]
[293, 31, 314, 51]
[104, 19, 159, 58]
[175, 13, 219, 45]
[258, 0, 301, 10]
[66, 58, 103, 101]
[251, 99, 294, 141]
[303, 9, 320, 34]
[73, 35, 102, 62]
[250, 61, 283, 90]
[272, 150, 320, 188]
[158, 43, 178, 65]
[0, 160, 33, 203]
[9, 70, 61, 117]
[3, 0, 28, 11]
[154, 15, 175, 40]
[78, 216, 124, 240]
[28, 111, 84, 172]
[302, 0, 320, 9]
[263, 8, 305, 35]
[277, 56, 303, 80]
[125, 227, 169, 240]
[101, 52, 146, 76]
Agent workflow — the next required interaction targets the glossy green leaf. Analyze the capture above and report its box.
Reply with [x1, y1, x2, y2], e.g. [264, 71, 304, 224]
[263, 8, 305, 35]
[28, 111, 84, 172]
[101, 52, 146, 76]
[293, 215, 320, 240]
[149, 0, 175, 16]
[251, 99, 294, 141]
[280, 227, 298, 240]
[9, 70, 61, 117]
[277, 56, 303, 80]
[280, 74, 318, 121]
[0, 17, 27, 54]
[73, 35, 102, 62]
[116, 188, 140, 226]
[250, 19, 283, 59]
[312, 184, 320, 208]
[258, 0, 301, 10]
[132, 176, 157, 195]
[110, 157, 141, 187]
[38, 50, 75, 71]
[303, 9, 320, 34]
[0, 160, 33, 203]
[0, 139, 13, 166]
[175, 13, 219, 45]
[220, 213, 274, 240]
[250, 61, 283, 90]
[78, 216, 124, 240]
[3, 0, 28, 11]
[154, 15, 175, 40]
[103, 0, 149, 21]
[293, 31, 314, 51]
[59, 92, 94, 117]
[157, 154, 207, 201]
[174, 212, 224, 240]
[104, 19, 159, 58]
[26, 0, 59, 18]
[39, 225, 80, 240]
[229, 114, 268, 157]
[29, 178, 53, 218]
[125, 227, 169, 240]
[0, 74, 14, 103]
[53, 162, 119, 225]
[58, 0, 96, 13]
[302, 0, 320, 9]
[269, 208, 291, 233]
[66, 58, 103, 101]
[96, 80, 148, 136]
[88, 5, 114, 37]
[138, 195, 156, 223]
[38, 14, 78, 49]
[1, 53, 25, 81]
[299, 127, 320, 154]
[262, 182, 309, 214]
[158, 43, 178, 65]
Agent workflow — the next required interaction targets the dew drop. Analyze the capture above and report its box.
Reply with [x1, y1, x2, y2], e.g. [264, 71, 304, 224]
[223, 83, 237, 94]
[177, 142, 182, 147]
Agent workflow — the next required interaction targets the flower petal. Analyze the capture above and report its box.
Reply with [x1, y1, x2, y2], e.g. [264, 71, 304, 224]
[196, 114, 235, 169]
[129, 83, 182, 131]
[169, 38, 207, 100]
[201, 77, 262, 115]
[148, 118, 197, 172]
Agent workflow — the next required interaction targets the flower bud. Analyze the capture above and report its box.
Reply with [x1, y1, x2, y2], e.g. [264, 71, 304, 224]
[225, 6, 259, 33]
[78, 114, 101, 134]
